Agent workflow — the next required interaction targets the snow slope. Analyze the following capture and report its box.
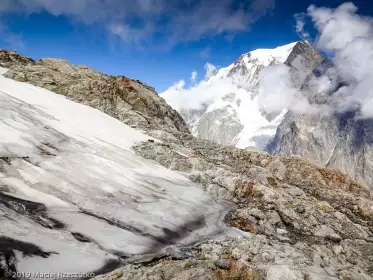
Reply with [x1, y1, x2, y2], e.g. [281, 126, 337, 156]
[0, 72, 233, 277]
[162, 42, 296, 149]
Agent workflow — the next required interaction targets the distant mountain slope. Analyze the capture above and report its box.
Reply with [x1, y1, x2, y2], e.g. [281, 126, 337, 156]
[268, 58, 373, 189]
[162, 41, 323, 150]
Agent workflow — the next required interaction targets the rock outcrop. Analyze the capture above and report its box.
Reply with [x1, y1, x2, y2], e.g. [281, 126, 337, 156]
[0, 50, 35, 68]
[192, 103, 244, 146]
[0, 50, 189, 134]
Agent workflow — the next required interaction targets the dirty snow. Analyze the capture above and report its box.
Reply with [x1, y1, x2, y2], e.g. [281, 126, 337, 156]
[0, 75, 233, 277]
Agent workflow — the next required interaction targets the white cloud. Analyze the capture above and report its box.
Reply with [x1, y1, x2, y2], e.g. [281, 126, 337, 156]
[307, 2, 373, 118]
[0, 0, 276, 47]
[294, 13, 310, 40]
[204, 63, 217, 80]
[108, 23, 153, 45]
[170, 80, 186, 91]
[161, 63, 242, 112]
[190, 71, 198, 84]
[258, 2, 373, 119]
[257, 64, 322, 115]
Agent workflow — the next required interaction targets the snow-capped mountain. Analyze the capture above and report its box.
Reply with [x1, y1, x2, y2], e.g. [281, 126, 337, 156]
[162, 41, 322, 150]
[208, 41, 297, 91]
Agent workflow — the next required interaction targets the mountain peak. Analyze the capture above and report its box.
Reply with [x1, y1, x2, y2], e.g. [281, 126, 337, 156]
[285, 41, 321, 64]
[209, 41, 299, 83]
[246, 41, 298, 66]
[284, 40, 324, 87]
[165, 40, 325, 151]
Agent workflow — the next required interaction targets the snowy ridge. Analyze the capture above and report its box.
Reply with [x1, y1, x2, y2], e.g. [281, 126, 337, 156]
[209, 41, 297, 83]
[248, 42, 298, 66]
[0, 73, 234, 277]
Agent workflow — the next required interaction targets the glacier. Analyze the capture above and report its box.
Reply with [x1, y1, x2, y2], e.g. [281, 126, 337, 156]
[0, 69, 234, 277]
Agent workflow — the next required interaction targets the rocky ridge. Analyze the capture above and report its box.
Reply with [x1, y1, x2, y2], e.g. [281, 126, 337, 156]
[0, 50, 35, 68]
[0, 50, 189, 134]
[0, 50, 372, 280]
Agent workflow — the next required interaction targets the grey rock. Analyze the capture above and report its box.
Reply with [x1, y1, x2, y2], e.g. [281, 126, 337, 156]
[276, 228, 288, 236]
[266, 265, 303, 280]
[0, 50, 35, 68]
[248, 208, 266, 220]
[214, 259, 231, 269]
[193, 104, 244, 146]
[294, 204, 306, 214]
[284, 41, 324, 88]
[170, 268, 216, 280]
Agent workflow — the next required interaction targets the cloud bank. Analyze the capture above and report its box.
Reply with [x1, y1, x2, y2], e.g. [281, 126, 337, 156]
[258, 2, 373, 119]
[0, 0, 276, 47]
[308, 2, 373, 118]
[162, 63, 245, 111]
[257, 64, 319, 115]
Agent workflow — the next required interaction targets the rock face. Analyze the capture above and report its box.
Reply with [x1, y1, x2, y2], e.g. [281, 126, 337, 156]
[268, 109, 373, 190]
[192, 103, 244, 146]
[268, 57, 373, 189]
[284, 40, 324, 88]
[0, 51, 189, 134]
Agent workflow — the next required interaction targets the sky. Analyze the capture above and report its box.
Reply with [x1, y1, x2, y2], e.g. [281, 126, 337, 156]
[0, 0, 372, 92]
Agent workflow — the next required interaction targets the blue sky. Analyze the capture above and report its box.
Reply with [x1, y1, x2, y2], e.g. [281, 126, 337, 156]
[0, 0, 372, 92]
